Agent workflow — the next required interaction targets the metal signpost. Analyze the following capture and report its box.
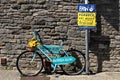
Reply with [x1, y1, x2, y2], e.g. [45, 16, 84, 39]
[78, 0, 96, 74]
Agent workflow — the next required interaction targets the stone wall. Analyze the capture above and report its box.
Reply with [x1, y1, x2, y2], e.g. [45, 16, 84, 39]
[0, 0, 120, 72]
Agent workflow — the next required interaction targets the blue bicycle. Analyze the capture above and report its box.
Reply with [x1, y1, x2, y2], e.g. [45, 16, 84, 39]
[16, 30, 85, 76]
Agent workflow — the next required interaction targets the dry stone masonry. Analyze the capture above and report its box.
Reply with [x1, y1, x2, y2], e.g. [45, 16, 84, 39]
[0, 0, 120, 72]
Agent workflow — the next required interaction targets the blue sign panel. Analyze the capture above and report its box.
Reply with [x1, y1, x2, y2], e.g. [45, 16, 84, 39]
[78, 4, 96, 12]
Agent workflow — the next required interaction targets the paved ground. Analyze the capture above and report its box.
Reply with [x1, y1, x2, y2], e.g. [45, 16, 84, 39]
[0, 70, 120, 80]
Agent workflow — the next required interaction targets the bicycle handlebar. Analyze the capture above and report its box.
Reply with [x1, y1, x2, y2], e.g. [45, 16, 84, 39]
[32, 30, 68, 46]
[54, 35, 68, 41]
[33, 31, 43, 44]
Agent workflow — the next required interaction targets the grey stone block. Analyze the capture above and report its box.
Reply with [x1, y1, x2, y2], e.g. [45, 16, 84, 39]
[37, 0, 46, 4]
[1, 0, 8, 4]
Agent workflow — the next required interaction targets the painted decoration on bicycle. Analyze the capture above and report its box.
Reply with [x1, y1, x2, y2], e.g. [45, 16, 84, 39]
[52, 56, 76, 65]
[39, 45, 62, 54]
[28, 37, 40, 48]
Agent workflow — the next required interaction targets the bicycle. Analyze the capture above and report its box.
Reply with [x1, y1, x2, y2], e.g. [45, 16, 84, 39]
[16, 30, 85, 76]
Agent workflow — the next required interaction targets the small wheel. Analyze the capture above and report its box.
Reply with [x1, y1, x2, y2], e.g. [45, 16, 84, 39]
[16, 51, 43, 76]
[61, 49, 85, 75]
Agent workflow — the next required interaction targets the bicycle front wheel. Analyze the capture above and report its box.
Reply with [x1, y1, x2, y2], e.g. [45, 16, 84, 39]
[61, 49, 85, 75]
[16, 51, 43, 76]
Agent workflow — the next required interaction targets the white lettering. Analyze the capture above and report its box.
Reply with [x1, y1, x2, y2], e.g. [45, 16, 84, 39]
[79, 6, 89, 12]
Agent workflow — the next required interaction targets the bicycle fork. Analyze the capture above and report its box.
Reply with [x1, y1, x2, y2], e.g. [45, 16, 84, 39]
[30, 51, 37, 63]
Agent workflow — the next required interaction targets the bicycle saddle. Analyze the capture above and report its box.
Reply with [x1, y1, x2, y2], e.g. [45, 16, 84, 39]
[59, 35, 68, 41]
[54, 35, 68, 41]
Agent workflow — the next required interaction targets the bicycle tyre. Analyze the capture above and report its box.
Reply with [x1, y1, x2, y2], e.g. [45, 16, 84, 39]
[61, 49, 85, 75]
[16, 51, 43, 76]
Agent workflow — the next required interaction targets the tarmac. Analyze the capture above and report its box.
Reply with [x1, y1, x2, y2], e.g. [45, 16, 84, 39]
[0, 70, 120, 80]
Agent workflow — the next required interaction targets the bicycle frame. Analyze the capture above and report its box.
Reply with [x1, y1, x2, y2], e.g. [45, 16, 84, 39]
[31, 31, 76, 71]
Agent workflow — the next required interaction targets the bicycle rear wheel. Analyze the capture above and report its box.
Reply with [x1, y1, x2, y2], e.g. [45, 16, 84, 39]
[61, 49, 85, 75]
[16, 51, 43, 76]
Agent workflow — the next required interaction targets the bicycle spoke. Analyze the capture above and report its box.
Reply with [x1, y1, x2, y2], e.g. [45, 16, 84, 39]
[16, 51, 43, 76]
